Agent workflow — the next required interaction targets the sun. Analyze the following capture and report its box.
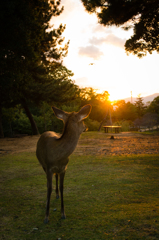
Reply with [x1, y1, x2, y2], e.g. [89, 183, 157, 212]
[108, 93, 121, 102]
[101, 89, 128, 102]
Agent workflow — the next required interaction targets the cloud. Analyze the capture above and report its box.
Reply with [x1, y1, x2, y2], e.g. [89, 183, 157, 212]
[52, 0, 84, 26]
[78, 45, 103, 60]
[89, 34, 126, 48]
[92, 24, 112, 34]
[75, 77, 89, 87]
[60, 0, 79, 17]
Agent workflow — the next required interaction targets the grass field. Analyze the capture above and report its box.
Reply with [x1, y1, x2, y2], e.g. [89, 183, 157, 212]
[1, 136, 159, 239]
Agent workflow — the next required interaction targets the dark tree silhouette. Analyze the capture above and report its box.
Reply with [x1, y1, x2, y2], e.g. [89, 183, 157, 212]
[0, 0, 78, 136]
[81, 0, 159, 57]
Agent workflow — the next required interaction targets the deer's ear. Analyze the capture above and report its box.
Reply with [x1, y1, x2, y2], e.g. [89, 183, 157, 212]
[76, 104, 92, 122]
[52, 107, 68, 122]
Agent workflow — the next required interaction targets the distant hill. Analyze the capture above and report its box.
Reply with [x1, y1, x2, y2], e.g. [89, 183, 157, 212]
[124, 93, 159, 104]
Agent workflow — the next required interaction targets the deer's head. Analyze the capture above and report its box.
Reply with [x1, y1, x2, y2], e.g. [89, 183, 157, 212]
[52, 105, 92, 135]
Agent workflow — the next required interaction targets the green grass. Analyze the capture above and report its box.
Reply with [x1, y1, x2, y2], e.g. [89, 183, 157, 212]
[80, 131, 109, 139]
[140, 130, 159, 135]
[132, 130, 159, 135]
[1, 152, 159, 239]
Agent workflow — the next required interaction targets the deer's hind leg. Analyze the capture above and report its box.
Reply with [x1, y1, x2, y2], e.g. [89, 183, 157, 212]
[60, 171, 66, 219]
[44, 169, 53, 224]
[55, 174, 59, 199]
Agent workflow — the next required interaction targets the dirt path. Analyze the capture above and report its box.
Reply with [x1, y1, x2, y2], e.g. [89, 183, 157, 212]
[76, 132, 159, 156]
[0, 135, 40, 156]
[0, 132, 159, 156]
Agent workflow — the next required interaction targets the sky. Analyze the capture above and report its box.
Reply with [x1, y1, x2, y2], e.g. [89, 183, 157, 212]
[51, 0, 159, 101]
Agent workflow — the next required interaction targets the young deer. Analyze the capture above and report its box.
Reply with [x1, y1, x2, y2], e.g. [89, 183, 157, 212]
[36, 105, 91, 223]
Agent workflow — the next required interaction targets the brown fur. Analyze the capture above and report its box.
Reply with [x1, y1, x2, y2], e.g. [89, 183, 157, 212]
[36, 105, 91, 223]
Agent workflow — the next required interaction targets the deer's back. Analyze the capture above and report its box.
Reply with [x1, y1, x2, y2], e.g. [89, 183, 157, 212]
[36, 131, 69, 173]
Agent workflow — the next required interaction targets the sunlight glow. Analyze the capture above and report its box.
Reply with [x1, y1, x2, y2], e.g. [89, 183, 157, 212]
[52, 0, 159, 101]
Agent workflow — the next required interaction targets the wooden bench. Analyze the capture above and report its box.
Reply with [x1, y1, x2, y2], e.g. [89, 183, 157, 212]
[103, 126, 121, 133]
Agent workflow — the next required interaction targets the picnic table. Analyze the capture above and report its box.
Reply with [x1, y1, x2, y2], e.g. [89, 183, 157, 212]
[103, 126, 121, 133]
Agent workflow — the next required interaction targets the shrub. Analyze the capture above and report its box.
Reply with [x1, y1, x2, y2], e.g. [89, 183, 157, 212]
[13, 111, 32, 135]
[113, 120, 132, 132]
[85, 118, 99, 131]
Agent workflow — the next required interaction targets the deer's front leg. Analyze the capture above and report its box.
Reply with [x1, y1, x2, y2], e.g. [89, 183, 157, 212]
[60, 171, 66, 219]
[44, 170, 53, 224]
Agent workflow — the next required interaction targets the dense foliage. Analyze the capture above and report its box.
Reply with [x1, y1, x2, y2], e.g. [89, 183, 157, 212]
[81, 0, 159, 57]
[2, 88, 159, 136]
[0, 0, 78, 137]
[1, 0, 159, 136]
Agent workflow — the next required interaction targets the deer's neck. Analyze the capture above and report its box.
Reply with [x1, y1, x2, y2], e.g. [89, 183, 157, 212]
[58, 125, 80, 157]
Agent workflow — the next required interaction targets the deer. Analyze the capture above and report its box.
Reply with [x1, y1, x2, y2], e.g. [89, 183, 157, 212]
[36, 104, 91, 223]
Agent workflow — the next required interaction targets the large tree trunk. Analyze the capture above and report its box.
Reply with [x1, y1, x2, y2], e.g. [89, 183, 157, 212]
[0, 103, 4, 138]
[21, 99, 39, 135]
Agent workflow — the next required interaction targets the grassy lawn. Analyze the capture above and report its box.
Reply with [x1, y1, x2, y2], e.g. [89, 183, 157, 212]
[1, 150, 159, 239]
[132, 130, 159, 136]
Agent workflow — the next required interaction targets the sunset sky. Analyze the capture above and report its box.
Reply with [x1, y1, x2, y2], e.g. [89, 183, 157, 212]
[52, 0, 159, 101]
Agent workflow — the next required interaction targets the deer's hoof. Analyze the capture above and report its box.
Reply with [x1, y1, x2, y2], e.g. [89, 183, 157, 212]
[61, 214, 66, 219]
[44, 217, 49, 224]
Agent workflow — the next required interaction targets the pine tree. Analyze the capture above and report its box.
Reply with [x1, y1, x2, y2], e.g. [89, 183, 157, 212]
[135, 96, 146, 118]
[81, 0, 159, 57]
[0, 0, 77, 136]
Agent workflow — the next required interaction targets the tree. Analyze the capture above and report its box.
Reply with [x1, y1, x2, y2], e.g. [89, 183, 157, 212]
[147, 96, 159, 114]
[0, 0, 77, 136]
[80, 88, 110, 122]
[142, 112, 159, 130]
[0, 103, 4, 138]
[79, 88, 111, 131]
[112, 100, 137, 121]
[96, 91, 110, 131]
[135, 95, 146, 118]
[81, 0, 159, 57]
